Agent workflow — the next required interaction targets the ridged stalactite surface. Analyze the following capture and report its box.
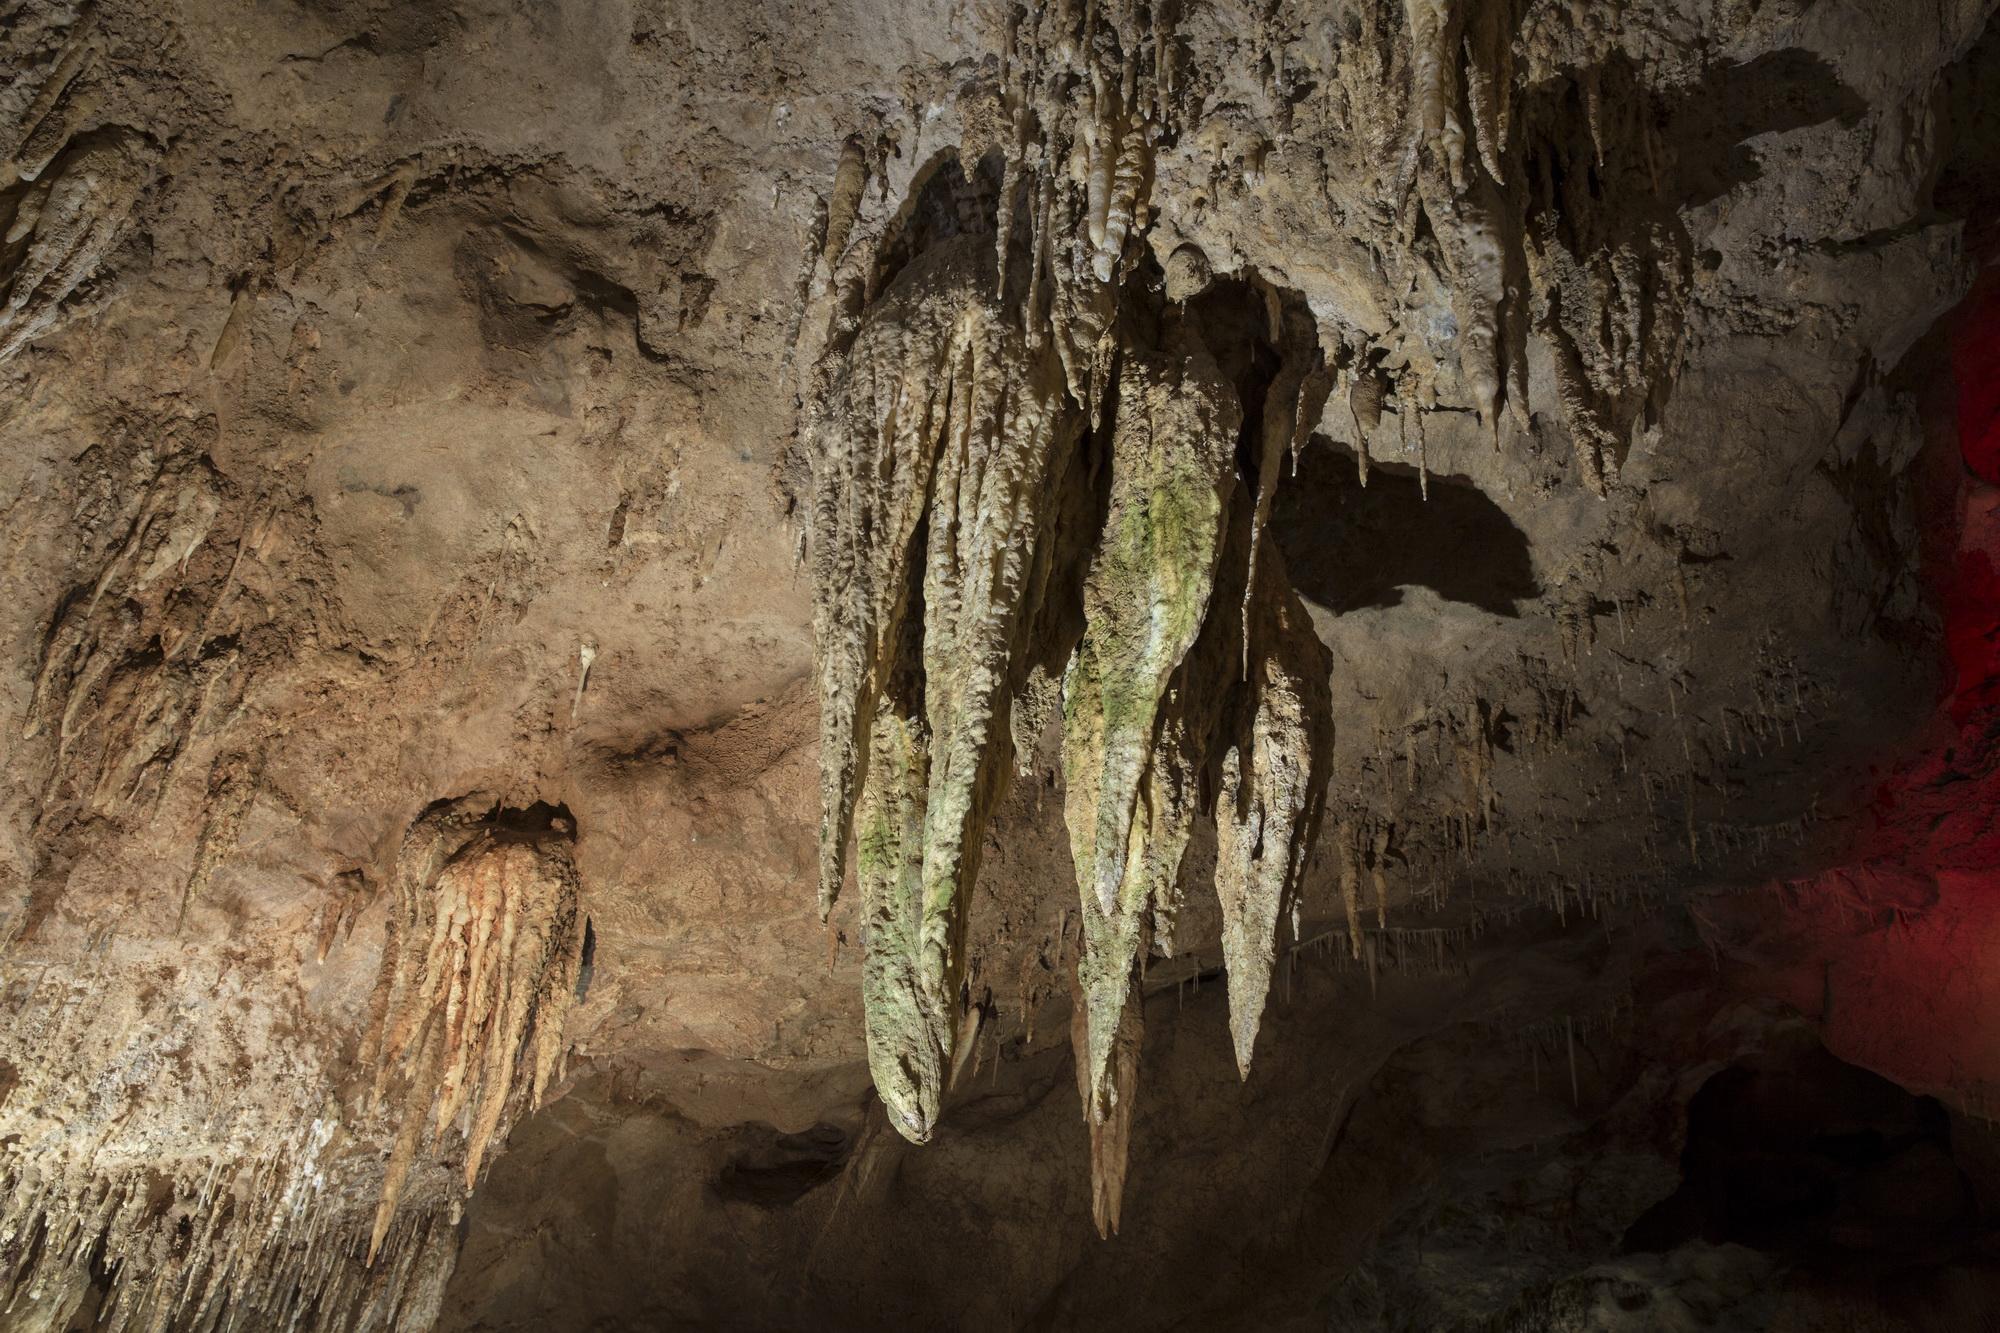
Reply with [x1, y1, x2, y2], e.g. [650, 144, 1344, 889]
[1059, 327, 1238, 1231]
[811, 236, 1075, 1141]
[1212, 555, 1335, 1080]
[365, 808, 584, 1259]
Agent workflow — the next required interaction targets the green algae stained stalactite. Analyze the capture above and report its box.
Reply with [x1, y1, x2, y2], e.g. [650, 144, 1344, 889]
[1130, 697, 1209, 960]
[1061, 328, 1240, 1230]
[917, 305, 1073, 1103]
[810, 243, 981, 923]
[856, 707, 938, 1142]
[812, 244, 985, 1140]
[1065, 331, 1241, 924]
[1215, 555, 1335, 1080]
[814, 237, 1077, 1144]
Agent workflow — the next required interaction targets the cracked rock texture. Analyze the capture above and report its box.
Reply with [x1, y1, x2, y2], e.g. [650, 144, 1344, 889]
[4, 0, 2000, 1329]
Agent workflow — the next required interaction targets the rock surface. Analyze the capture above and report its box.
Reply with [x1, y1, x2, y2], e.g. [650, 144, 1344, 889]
[1, 0, 1999, 1328]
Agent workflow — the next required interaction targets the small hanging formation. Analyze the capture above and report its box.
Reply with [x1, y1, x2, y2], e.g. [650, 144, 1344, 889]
[363, 800, 588, 1262]
[0, 796, 587, 1333]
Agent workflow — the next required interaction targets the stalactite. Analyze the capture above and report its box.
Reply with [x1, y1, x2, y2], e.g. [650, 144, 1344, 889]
[852, 703, 942, 1141]
[6, 28, 103, 185]
[1450, 202, 1507, 439]
[822, 137, 869, 267]
[914, 278, 1072, 1089]
[1538, 291, 1617, 497]
[810, 240, 988, 920]
[1063, 326, 1239, 1214]
[179, 749, 264, 926]
[1065, 331, 1238, 918]
[1070, 967, 1142, 1239]
[812, 235, 1073, 1143]
[1462, 36, 1504, 186]
[365, 805, 583, 1260]
[1241, 337, 1315, 672]
[1338, 820, 1364, 957]
[1371, 824, 1393, 929]
[0, 129, 150, 364]
[1091, 99, 1151, 284]
[992, 112, 1030, 297]
[1084, 77, 1119, 257]
[1213, 555, 1334, 1079]
[1403, 0, 1467, 193]
[1349, 361, 1384, 486]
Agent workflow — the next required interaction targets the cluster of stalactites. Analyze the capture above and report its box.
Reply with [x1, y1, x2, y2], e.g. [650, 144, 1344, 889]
[810, 0, 1703, 1234]
[1324, 0, 1690, 498]
[363, 803, 586, 1262]
[982, 0, 1189, 422]
[1, 17, 150, 365]
[1366, 0, 1529, 467]
[0, 800, 581, 1333]
[805, 0, 1354, 1232]
[0, 1141, 461, 1333]
[0, 950, 469, 1333]
[811, 235, 1073, 1143]
[1057, 321, 1335, 1235]
[809, 233, 1337, 1240]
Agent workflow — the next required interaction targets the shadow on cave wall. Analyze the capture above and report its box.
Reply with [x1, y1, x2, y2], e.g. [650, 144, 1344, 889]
[1662, 48, 1869, 211]
[1269, 438, 1539, 617]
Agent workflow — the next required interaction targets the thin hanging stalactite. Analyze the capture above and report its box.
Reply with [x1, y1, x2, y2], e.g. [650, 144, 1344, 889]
[1214, 550, 1334, 1078]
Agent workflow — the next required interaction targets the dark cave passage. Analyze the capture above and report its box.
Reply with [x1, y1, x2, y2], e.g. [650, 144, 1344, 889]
[1624, 1030, 2000, 1329]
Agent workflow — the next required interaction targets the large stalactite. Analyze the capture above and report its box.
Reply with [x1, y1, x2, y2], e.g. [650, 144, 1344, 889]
[800, 12, 1304, 1233]
[810, 234, 1075, 1140]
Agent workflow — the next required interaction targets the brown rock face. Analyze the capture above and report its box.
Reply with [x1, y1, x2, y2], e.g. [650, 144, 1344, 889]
[4, 0, 2000, 1329]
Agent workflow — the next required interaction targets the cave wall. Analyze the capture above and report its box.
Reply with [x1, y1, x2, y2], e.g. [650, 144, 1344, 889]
[0, 0, 1997, 1328]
